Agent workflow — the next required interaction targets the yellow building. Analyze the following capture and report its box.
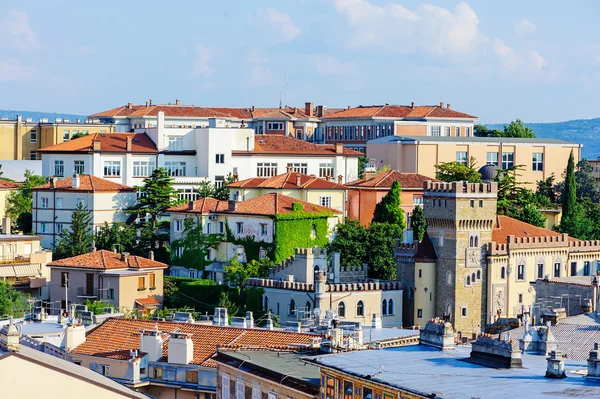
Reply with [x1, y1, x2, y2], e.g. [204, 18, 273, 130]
[367, 136, 582, 190]
[0, 180, 20, 220]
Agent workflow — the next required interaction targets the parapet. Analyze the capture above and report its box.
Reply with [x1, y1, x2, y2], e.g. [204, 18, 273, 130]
[423, 180, 497, 195]
[469, 334, 522, 368]
[420, 318, 455, 351]
[487, 234, 571, 255]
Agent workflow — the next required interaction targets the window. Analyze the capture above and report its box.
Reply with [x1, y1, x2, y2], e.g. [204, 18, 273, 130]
[532, 153, 544, 171]
[417, 309, 423, 318]
[319, 196, 332, 208]
[60, 272, 69, 287]
[40, 223, 48, 233]
[138, 277, 146, 290]
[319, 163, 334, 178]
[518, 294, 523, 303]
[257, 162, 278, 177]
[165, 161, 186, 176]
[41, 197, 49, 209]
[185, 370, 198, 384]
[356, 300, 364, 317]
[296, 128, 303, 139]
[486, 152, 498, 166]
[571, 261, 577, 276]
[56, 223, 64, 233]
[479, 200, 483, 208]
[466, 275, 471, 286]
[103, 161, 121, 177]
[222, 375, 230, 398]
[174, 219, 183, 232]
[445, 126, 451, 136]
[343, 381, 354, 399]
[382, 299, 388, 315]
[236, 380, 245, 399]
[149, 273, 156, 288]
[470, 200, 475, 208]
[338, 301, 346, 317]
[455, 126, 460, 136]
[477, 270, 481, 280]
[236, 222, 244, 234]
[413, 196, 423, 206]
[502, 152, 514, 169]
[466, 127, 471, 137]
[260, 223, 268, 236]
[30, 151, 36, 160]
[363, 387, 373, 399]
[461, 307, 468, 317]
[388, 299, 394, 315]
[215, 154, 225, 164]
[54, 160, 64, 177]
[554, 262, 561, 277]
[501, 266, 506, 279]
[430, 126, 442, 136]
[517, 264, 525, 280]
[584, 261, 591, 276]
[446, 271, 453, 286]
[101, 365, 110, 376]
[267, 393, 277, 399]
[63, 130, 70, 141]
[287, 163, 308, 174]
[418, 269, 423, 278]
[107, 288, 114, 300]
[74, 160, 85, 174]
[167, 136, 183, 151]
[456, 152, 468, 165]
[325, 376, 336, 399]
[133, 161, 155, 177]
[218, 222, 225, 234]
[537, 263, 544, 279]
[289, 299, 296, 315]
[30, 129, 37, 143]
[267, 122, 284, 130]
[206, 223, 212, 234]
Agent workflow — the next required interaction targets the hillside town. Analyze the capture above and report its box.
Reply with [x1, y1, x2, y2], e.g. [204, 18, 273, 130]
[1, 2, 600, 399]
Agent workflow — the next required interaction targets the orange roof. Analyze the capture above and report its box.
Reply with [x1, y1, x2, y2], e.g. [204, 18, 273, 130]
[90, 104, 253, 120]
[135, 296, 162, 307]
[346, 171, 437, 190]
[233, 135, 362, 157]
[34, 175, 135, 193]
[47, 250, 167, 270]
[251, 106, 313, 120]
[38, 132, 157, 153]
[71, 318, 320, 367]
[0, 180, 19, 189]
[322, 104, 477, 120]
[168, 193, 340, 215]
[492, 215, 577, 243]
[228, 172, 346, 190]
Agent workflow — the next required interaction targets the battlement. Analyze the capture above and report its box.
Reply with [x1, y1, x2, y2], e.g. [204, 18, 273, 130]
[423, 180, 497, 195]
[486, 234, 600, 255]
[269, 246, 328, 278]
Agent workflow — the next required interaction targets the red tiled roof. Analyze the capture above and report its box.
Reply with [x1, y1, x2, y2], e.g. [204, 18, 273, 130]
[71, 318, 319, 367]
[232, 135, 362, 157]
[0, 180, 20, 189]
[345, 171, 437, 189]
[251, 106, 313, 120]
[91, 105, 253, 120]
[322, 104, 477, 120]
[135, 296, 162, 307]
[228, 172, 346, 190]
[168, 193, 341, 215]
[89, 105, 146, 118]
[47, 250, 167, 270]
[492, 215, 578, 243]
[33, 175, 135, 192]
[37, 133, 157, 153]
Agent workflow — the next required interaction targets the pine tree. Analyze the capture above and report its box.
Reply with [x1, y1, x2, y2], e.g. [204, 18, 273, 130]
[54, 203, 93, 259]
[372, 180, 406, 230]
[561, 150, 577, 226]
[411, 205, 427, 242]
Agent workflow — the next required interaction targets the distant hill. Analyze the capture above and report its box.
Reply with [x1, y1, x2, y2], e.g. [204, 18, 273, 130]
[487, 118, 600, 159]
[0, 109, 87, 123]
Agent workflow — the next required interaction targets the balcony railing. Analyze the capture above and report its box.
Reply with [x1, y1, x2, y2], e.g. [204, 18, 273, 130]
[0, 255, 32, 265]
[76, 286, 97, 298]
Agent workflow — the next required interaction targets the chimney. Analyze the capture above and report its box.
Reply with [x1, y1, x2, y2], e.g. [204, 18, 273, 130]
[2, 217, 10, 235]
[411, 101, 415, 108]
[286, 165, 293, 173]
[72, 174, 80, 189]
[439, 102, 444, 108]
[420, 318, 455, 351]
[233, 173, 239, 183]
[63, 323, 86, 351]
[347, 105, 351, 110]
[121, 252, 130, 264]
[447, 103, 451, 109]
[337, 175, 343, 184]
[148, 250, 154, 261]
[126, 136, 132, 152]
[127, 102, 133, 109]
[168, 332, 194, 365]
[145, 101, 149, 107]
[296, 174, 302, 187]
[212, 307, 228, 326]
[93, 139, 101, 151]
[304, 102, 314, 117]
[0, 320, 20, 351]
[149, 98, 153, 106]
[245, 311, 254, 328]
[582, 299, 593, 313]
[175, 99, 180, 105]
[335, 142, 344, 154]
[316, 105, 325, 118]
[251, 105, 255, 112]
[265, 316, 274, 330]
[371, 314, 382, 329]
[545, 350, 566, 378]
[228, 200, 237, 212]
[140, 329, 164, 362]
[588, 342, 600, 377]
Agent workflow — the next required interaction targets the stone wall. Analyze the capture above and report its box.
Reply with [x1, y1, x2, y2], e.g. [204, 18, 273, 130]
[469, 334, 522, 368]
[533, 278, 597, 318]
[419, 318, 455, 350]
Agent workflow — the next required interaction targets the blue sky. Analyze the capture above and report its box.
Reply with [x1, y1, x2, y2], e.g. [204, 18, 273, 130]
[0, 0, 598, 123]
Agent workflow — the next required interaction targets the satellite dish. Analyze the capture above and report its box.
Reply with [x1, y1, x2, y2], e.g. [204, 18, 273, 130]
[313, 308, 321, 318]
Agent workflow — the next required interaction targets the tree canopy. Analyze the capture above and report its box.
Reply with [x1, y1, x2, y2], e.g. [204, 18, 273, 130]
[561, 151, 577, 228]
[474, 124, 503, 137]
[53, 203, 93, 259]
[435, 157, 482, 183]
[196, 173, 235, 200]
[411, 205, 427, 242]
[0, 281, 29, 317]
[503, 119, 535, 138]
[6, 170, 46, 233]
[94, 222, 137, 253]
[329, 219, 368, 266]
[372, 180, 406, 231]
[170, 217, 221, 270]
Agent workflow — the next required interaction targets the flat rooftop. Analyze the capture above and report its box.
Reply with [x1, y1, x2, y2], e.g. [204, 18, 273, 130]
[368, 135, 580, 146]
[308, 345, 599, 398]
[361, 327, 419, 344]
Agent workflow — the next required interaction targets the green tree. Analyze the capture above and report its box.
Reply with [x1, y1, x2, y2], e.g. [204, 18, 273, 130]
[71, 131, 89, 140]
[474, 124, 503, 137]
[54, 203, 93, 259]
[435, 157, 483, 183]
[503, 119, 535, 138]
[357, 155, 370, 179]
[516, 204, 546, 228]
[0, 281, 29, 317]
[366, 222, 401, 280]
[574, 159, 599, 201]
[561, 150, 577, 227]
[94, 222, 137, 252]
[536, 174, 558, 205]
[329, 219, 368, 266]
[170, 217, 221, 270]
[217, 291, 240, 317]
[196, 180, 216, 198]
[5, 170, 46, 233]
[214, 173, 235, 200]
[411, 205, 427, 242]
[372, 180, 406, 230]
[84, 299, 115, 315]
[225, 258, 261, 298]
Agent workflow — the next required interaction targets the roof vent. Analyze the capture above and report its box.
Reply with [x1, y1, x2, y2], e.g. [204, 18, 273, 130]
[100, 133, 106, 137]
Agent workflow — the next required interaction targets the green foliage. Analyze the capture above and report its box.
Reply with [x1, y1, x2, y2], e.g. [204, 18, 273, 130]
[225, 257, 270, 295]
[411, 205, 427, 242]
[516, 204, 546, 228]
[273, 216, 330, 263]
[197, 180, 215, 199]
[574, 159, 599, 201]
[435, 157, 482, 183]
[372, 180, 406, 230]
[196, 173, 235, 200]
[84, 299, 115, 315]
[561, 151, 577, 228]
[94, 222, 137, 252]
[358, 155, 370, 179]
[170, 217, 222, 270]
[53, 203, 93, 259]
[535, 174, 558, 205]
[366, 222, 401, 280]
[329, 219, 368, 266]
[218, 291, 240, 317]
[0, 280, 29, 317]
[474, 124, 503, 137]
[223, 219, 275, 262]
[71, 131, 89, 140]
[6, 170, 46, 233]
[503, 119, 535, 138]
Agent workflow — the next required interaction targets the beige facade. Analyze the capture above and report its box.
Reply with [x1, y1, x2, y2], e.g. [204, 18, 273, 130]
[367, 136, 582, 190]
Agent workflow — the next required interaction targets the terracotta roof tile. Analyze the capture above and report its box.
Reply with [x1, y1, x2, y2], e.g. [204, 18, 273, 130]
[322, 104, 477, 120]
[135, 296, 162, 307]
[89, 105, 145, 118]
[47, 250, 167, 270]
[228, 172, 346, 190]
[38, 133, 157, 153]
[0, 180, 20, 189]
[346, 171, 437, 189]
[233, 135, 362, 157]
[492, 215, 577, 243]
[71, 318, 320, 367]
[33, 175, 135, 192]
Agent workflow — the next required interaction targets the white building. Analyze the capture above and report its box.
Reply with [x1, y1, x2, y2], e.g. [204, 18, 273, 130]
[32, 174, 137, 248]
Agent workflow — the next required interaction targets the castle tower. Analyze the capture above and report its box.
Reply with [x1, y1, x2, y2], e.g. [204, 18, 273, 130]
[423, 181, 498, 333]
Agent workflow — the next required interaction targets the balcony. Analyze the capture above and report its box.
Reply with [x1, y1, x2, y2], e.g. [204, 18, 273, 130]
[76, 286, 98, 299]
[0, 255, 31, 265]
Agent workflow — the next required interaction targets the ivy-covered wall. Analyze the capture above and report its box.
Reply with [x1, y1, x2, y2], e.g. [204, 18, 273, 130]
[273, 216, 330, 262]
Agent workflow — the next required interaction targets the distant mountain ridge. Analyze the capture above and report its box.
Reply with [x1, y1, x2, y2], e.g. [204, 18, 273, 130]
[0, 109, 87, 123]
[488, 118, 600, 159]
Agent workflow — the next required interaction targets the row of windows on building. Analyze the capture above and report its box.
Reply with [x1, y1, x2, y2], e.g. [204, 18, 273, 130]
[324, 125, 395, 141]
[257, 162, 335, 178]
[52, 160, 188, 178]
[263, 297, 395, 318]
[39, 196, 87, 210]
[455, 151, 544, 171]
[222, 374, 276, 399]
[324, 374, 394, 399]
[28, 129, 102, 144]
[431, 126, 472, 137]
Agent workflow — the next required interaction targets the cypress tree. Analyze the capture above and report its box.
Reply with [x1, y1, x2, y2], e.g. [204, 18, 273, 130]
[54, 203, 93, 259]
[372, 180, 406, 231]
[561, 150, 577, 224]
[411, 205, 427, 242]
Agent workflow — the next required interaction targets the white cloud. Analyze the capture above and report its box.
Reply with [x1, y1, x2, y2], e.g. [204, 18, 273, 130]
[0, 60, 35, 81]
[313, 55, 357, 75]
[529, 50, 548, 71]
[192, 45, 215, 77]
[513, 18, 537, 35]
[493, 38, 518, 70]
[247, 49, 281, 87]
[0, 10, 39, 50]
[262, 8, 300, 42]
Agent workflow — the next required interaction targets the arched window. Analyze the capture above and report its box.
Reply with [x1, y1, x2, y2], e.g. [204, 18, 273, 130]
[382, 299, 388, 316]
[356, 300, 364, 317]
[474, 236, 479, 247]
[289, 299, 296, 316]
[469, 236, 474, 247]
[477, 270, 481, 280]
[263, 296, 269, 311]
[472, 272, 476, 282]
[501, 267, 506, 279]
[466, 275, 471, 286]
[338, 301, 346, 318]
[446, 271, 453, 286]
[314, 265, 320, 272]
[305, 301, 311, 314]
[388, 299, 394, 315]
